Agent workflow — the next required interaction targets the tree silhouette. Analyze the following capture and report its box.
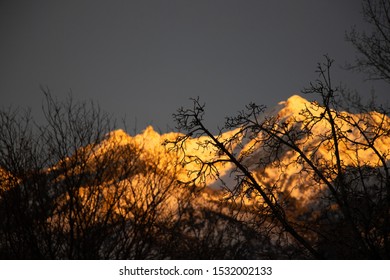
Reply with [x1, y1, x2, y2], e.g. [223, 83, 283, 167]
[0, 91, 177, 259]
[0, 90, 265, 259]
[346, 0, 390, 83]
[168, 56, 390, 259]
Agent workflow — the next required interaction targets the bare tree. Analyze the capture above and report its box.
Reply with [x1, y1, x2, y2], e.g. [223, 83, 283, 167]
[166, 99, 324, 259]
[301, 56, 390, 258]
[0, 106, 49, 258]
[1, 90, 278, 259]
[168, 56, 390, 259]
[0, 91, 190, 259]
[346, 0, 390, 83]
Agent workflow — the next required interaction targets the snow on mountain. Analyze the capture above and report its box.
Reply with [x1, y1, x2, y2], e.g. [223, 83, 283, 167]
[85, 94, 390, 206]
[237, 94, 390, 203]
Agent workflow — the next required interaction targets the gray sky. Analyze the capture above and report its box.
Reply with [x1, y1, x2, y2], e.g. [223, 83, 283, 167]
[1, 0, 389, 133]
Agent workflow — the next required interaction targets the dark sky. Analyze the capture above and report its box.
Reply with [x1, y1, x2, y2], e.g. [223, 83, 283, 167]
[1, 0, 389, 133]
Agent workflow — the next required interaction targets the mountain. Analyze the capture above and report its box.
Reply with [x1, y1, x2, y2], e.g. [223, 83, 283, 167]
[85, 93, 390, 223]
[98, 94, 389, 198]
[77, 94, 390, 217]
[1, 94, 390, 259]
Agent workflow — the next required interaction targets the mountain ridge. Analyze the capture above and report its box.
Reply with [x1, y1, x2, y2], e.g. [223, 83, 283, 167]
[2, 94, 390, 259]
[89, 95, 390, 202]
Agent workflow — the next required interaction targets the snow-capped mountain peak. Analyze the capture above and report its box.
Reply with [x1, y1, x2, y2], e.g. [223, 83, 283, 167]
[87, 94, 390, 203]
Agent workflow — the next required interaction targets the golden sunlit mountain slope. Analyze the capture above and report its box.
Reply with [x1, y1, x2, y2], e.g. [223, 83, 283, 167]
[1, 94, 390, 259]
[100, 95, 390, 203]
[67, 94, 390, 212]
[235, 95, 390, 203]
